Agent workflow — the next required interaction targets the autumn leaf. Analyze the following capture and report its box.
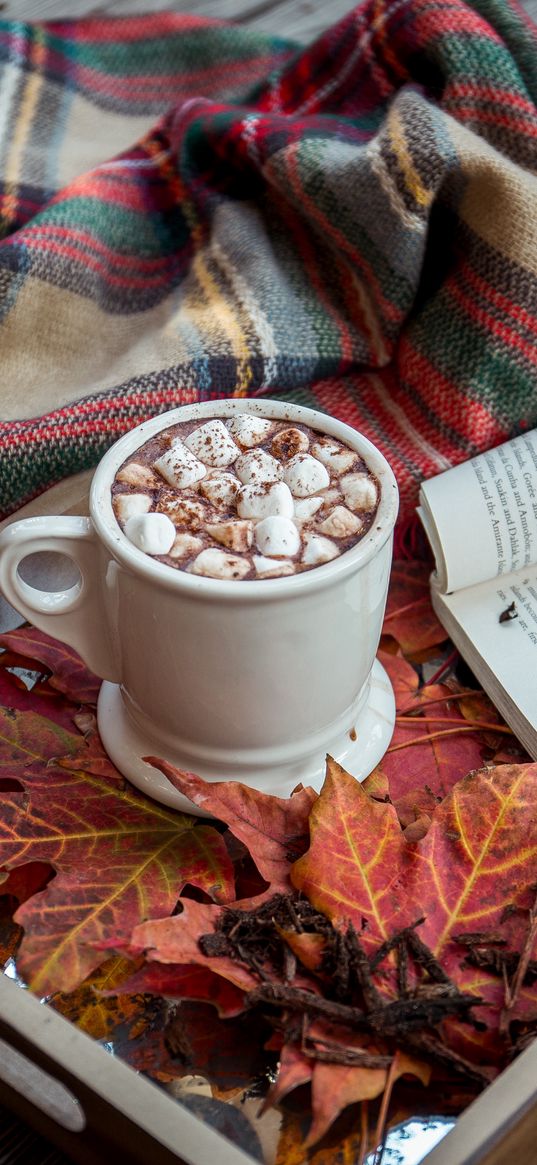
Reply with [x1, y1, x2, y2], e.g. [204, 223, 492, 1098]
[292, 759, 537, 1052]
[382, 562, 447, 654]
[51, 955, 147, 1040]
[0, 706, 94, 782]
[145, 760, 316, 892]
[113, 961, 247, 1018]
[380, 681, 487, 802]
[130, 898, 259, 994]
[0, 861, 52, 903]
[0, 751, 236, 993]
[0, 627, 100, 704]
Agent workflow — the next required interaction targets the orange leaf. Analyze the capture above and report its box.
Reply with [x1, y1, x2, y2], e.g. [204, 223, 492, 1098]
[382, 562, 447, 654]
[292, 759, 537, 1055]
[0, 628, 100, 704]
[145, 759, 317, 891]
[0, 711, 236, 993]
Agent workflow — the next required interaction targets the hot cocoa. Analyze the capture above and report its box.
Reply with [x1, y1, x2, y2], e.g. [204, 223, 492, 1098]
[111, 412, 380, 580]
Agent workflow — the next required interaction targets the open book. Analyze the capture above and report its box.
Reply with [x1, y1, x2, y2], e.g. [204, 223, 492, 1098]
[418, 430, 537, 759]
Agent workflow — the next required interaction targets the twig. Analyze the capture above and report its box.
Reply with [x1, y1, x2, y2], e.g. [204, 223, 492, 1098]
[358, 1102, 369, 1165]
[248, 982, 366, 1027]
[402, 689, 485, 715]
[373, 1055, 398, 1165]
[426, 649, 459, 685]
[501, 890, 537, 1033]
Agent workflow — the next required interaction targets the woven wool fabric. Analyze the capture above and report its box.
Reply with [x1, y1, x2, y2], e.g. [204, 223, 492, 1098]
[1, 1, 537, 528]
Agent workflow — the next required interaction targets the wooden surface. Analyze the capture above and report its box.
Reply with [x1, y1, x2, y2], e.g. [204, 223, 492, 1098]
[1, 1, 537, 1164]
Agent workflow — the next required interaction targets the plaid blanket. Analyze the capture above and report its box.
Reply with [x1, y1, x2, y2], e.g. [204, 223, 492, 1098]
[1, 1, 537, 531]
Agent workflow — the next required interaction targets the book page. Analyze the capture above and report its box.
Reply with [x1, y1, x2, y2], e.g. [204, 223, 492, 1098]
[419, 430, 537, 593]
[432, 568, 537, 757]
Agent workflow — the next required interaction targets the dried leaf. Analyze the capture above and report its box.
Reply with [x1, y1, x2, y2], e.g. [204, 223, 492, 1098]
[292, 759, 537, 1055]
[0, 627, 100, 704]
[130, 899, 258, 995]
[0, 751, 236, 993]
[111, 962, 246, 1018]
[374, 682, 487, 803]
[382, 563, 447, 654]
[145, 760, 316, 891]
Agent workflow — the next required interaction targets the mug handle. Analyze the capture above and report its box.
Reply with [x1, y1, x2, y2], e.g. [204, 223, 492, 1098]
[0, 515, 120, 682]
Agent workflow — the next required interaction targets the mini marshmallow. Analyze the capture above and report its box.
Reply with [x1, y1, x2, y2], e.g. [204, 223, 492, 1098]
[189, 548, 250, 580]
[156, 494, 210, 530]
[113, 493, 151, 524]
[271, 427, 309, 460]
[236, 481, 294, 520]
[206, 519, 253, 553]
[341, 472, 378, 512]
[283, 454, 330, 497]
[226, 413, 274, 447]
[311, 438, 357, 475]
[154, 439, 206, 489]
[184, 420, 240, 468]
[235, 449, 282, 485]
[318, 488, 341, 511]
[253, 555, 295, 578]
[169, 532, 204, 559]
[302, 532, 340, 566]
[124, 512, 176, 556]
[255, 516, 300, 558]
[318, 505, 363, 538]
[294, 496, 323, 521]
[116, 462, 158, 489]
[200, 472, 239, 508]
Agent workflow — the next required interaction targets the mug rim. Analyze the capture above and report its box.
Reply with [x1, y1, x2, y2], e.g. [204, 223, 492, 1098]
[90, 398, 399, 600]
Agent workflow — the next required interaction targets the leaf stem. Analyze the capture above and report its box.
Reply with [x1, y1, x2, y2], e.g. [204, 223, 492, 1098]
[402, 690, 484, 715]
[373, 1055, 398, 1165]
[387, 726, 490, 752]
[395, 716, 513, 734]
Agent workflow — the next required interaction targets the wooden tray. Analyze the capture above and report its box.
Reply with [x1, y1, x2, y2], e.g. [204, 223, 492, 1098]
[1, 970, 536, 1165]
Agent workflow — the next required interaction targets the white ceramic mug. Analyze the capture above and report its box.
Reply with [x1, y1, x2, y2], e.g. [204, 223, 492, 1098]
[0, 400, 398, 814]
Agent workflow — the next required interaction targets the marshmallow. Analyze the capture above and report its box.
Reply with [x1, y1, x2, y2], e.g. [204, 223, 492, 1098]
[235, 449, 282, 485]
[226, 413, 274, 447]
[271, 427, 309, 460]
[200, 472, 239, 508]
[116, 462, 159, 489]
[341, 472, 378, 512]
[184, 420, 240, 468]
[154, 439, 206, 489]
[236, 481, 294, 520]
[318, 505, 364, 539]
[124, 512, 176, 556]
[255, 516, 300, 558]
[311, 438, 357, 475]
[169, 532, 204, 559]
[283, 454, 330, 497]
[189, 548, 250, 580]
[156, 493, 209, 529]
[113, 493, 151, 524]
[318, 488, 341, 511]
[294, 496, 323, 521]
[253, 555, 295, 578]
[206, 519, 254, 553]
[302, 532, 340, 566]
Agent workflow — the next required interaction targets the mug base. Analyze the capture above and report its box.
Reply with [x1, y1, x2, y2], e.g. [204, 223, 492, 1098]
[97, 659, 395, 818]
